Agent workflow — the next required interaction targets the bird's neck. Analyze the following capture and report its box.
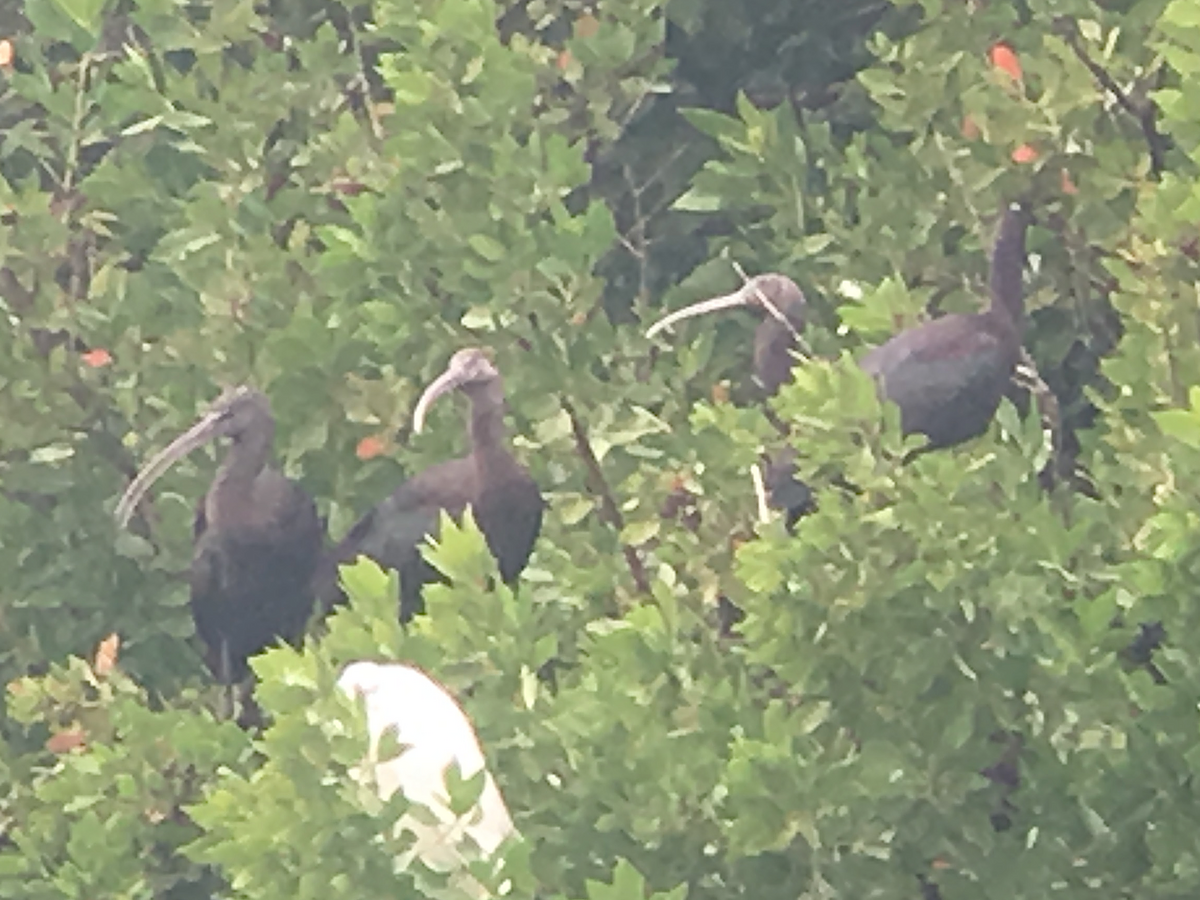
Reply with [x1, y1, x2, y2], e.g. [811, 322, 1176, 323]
[987, 206, 1029, 324]
[467, 381, 514, 469]
[980, 304, 1022, 345]
[754, 321, 798, 397]
[209, 428, 272, 529]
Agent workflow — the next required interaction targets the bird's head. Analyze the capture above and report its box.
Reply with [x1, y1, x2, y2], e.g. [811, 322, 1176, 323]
[412, 347, 501, 434]
[645, 273, 807, 340]
[204, 386, 273, 442]
[338, 660, 387, 699]
[113, 385, 272, 528]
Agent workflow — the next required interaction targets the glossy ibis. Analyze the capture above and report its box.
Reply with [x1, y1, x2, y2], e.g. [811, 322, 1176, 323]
[322, 348, 544, 620]
[859, 201, 1032, 451]
[338, 660, 516, 892]
[114, 386, 326, 687]
[646, 273, 816, 529]
[650, 204, 1033, 458]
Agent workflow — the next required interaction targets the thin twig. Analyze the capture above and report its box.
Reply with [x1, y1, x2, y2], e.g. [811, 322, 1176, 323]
[749, 462, 771, 524]
[618, 145, 692, 306]
[560, 398, 651, 595]
[729, 260, 814, 357]
[60, 53, 93, 195]
[1013, 348, 1062, 463]
[618, 163, 651, 303]
[1055, 17, 1169, 177]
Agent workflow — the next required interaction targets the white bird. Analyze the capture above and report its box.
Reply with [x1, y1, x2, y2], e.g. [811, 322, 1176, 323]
[337, 660, 517, 896]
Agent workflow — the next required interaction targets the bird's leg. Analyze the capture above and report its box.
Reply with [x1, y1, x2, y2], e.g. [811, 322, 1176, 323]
[216, 640, 235, 722]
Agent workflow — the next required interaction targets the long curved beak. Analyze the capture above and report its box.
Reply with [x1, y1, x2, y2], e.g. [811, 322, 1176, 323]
[114, 410, 225, 528]
[412, 366, 466, 435]
[645, 280, 799, 340]
[644, 289, 751, 340]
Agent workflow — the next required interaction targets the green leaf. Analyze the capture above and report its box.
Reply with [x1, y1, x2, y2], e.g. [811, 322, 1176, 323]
[339, 557, 395, 604]
[122, 115, 165, 137]
[619, 518, 660, 547]
[673, 188, 723, 212]
[29, 443, 75, 463]
[1154, 408, 1200, 447]
[467, 233, 507, 262]
[48, 0, 107, 34]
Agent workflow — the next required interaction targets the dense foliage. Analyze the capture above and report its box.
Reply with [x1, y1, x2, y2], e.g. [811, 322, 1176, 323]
[2, 0, 1199, 896]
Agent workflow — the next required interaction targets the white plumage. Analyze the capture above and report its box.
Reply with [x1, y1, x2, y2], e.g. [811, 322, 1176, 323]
[337, 661, 517, 894]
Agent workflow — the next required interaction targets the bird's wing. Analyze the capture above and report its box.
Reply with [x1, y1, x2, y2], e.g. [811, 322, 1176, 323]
[862, 316, 1008, 408]
[190, 496, 216, 605]
[255, 469, 325, 553]
[861, 315, 980, 370]
[189, 511, 229, 679]
[331, 458, 477, 574]
[475, 474, 544, 584]
[903, 323, 1012, 410]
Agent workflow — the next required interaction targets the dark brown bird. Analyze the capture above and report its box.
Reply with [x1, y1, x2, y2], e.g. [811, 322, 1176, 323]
[647, 273, 809, 396]
[321, 348, 544, 621]
[649, 203, 1033, 458]
[859, 202, 1032, 450]
[647, 273, 816, 528]
[115, 387, 327, 686]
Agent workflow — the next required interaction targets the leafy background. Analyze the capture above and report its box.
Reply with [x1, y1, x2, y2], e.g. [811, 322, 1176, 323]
[2, 0, 1199, 896]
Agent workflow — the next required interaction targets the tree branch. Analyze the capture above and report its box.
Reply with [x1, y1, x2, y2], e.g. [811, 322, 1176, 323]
[560, 398, 651, 595]
[1055, 16, 1170, 177]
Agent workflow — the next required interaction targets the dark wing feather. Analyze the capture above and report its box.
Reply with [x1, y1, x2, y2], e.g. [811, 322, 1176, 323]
[475, 470, 544, 584]
[190, 496, 213, 610]
[189, 471, 326, 683]
[332, 457, 477, 570]
[322, 457, 478, 621]
[861, 314, 1018, 448]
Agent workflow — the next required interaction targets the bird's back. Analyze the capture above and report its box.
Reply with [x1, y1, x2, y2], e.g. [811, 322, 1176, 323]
[321, 457, 479, 619]
[320, 453, 542, 618]
[860, 312, 1019, 448]
[338, 458, 478, 568]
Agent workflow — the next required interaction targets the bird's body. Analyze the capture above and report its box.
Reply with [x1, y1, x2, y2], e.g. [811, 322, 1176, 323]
[323, 349, 544, 620]
[859, 310, 1021, 448]
[338, 660, 516, 894]
[332, 455, 541, 619]
[648, 205, 1032, 463]
[859, 202, 1031, 450]
[116, 387, 327, 686]
[190, 468, 325, 683]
